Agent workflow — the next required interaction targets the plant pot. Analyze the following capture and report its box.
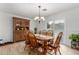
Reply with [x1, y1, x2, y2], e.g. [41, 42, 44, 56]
[71, 40, 79, 48]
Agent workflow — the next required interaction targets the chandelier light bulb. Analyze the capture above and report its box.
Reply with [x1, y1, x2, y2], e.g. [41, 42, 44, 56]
[34, 6, 45, 22]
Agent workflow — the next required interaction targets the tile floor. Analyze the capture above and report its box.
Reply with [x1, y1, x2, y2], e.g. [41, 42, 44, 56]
[0, 41, 79, 55]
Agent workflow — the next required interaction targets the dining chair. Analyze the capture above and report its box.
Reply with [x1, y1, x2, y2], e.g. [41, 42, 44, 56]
[41, 31, 47, 35]
[46, 31, 53, 36]
[26, 31, 44, 54]
[48, 32, 63, 55]
[24, 28, 30, 50]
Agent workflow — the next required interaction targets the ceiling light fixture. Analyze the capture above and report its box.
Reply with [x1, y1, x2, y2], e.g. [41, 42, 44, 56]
[34, 6, 45, 23]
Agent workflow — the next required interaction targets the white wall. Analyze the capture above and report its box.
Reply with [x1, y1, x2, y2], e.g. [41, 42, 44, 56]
[45, 8, 79, 46]
[35, 16, 55, 32]
[0, 11, 35, 44]
[1, 7, 79, 46]
[35, 20, 47, 32]
[55, 8, 79, 46]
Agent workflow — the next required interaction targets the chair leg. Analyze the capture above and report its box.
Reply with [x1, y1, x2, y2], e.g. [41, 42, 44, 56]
[58, 48, 61, 55]
[28, 51, 31, 55]
[54, 49, 57, 55]
[24, 45, 27, 50]
[28, 48, 32, 55]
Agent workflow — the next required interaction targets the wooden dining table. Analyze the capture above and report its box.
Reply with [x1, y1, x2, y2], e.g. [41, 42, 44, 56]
[35, 34, 54, 55]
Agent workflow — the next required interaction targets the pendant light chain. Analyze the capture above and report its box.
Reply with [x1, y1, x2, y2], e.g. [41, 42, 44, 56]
[38, 6, 41, 23]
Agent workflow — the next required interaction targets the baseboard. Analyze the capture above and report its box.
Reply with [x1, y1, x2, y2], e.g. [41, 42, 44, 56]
[0, 42, 13, 46]
[0, 40, 25, 46]
[61, 43, 79, 50]
[61, 42, 71, 47]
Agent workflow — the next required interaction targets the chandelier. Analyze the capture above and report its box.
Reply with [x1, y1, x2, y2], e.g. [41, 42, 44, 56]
[34, 6, 45, 23]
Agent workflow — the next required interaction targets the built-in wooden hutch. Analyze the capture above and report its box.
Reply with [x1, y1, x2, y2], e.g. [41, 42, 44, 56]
[13, 17, 30, 42]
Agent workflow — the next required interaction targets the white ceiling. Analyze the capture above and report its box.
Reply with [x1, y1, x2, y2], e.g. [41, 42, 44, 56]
[0, 3, 79, 18]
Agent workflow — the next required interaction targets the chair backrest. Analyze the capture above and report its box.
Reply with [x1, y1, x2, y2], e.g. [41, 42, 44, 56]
[46, 31, 53, 36]
[27, 31, 38, 48]
[24, 28, 30, 45]
[54, 32, 63, 47]
[41, 30, 47, 35]
[41, 32, 46, 35]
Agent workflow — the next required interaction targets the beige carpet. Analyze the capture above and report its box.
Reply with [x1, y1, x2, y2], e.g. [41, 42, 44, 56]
[0, 41, 79, 55]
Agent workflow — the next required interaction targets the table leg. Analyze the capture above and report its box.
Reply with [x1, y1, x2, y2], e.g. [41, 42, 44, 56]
[43, 41, 48, 55]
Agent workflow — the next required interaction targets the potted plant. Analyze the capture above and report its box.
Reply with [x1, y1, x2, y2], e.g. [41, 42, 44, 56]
[69, 33, 79, 48]
[69, 33, 79, 42]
